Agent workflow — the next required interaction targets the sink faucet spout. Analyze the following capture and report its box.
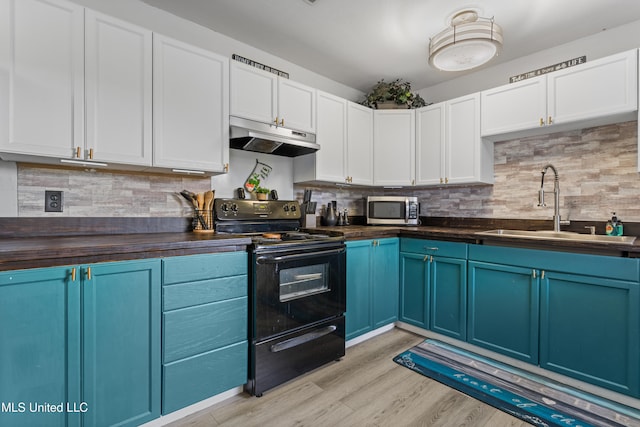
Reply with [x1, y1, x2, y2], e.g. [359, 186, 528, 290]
[538, 164, 561, 232]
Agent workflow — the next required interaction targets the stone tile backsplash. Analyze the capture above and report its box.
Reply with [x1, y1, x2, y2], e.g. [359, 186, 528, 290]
[16, 120, 640, 222]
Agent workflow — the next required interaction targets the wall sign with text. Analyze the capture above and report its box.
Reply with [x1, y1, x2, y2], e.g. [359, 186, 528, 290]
[509, 56, 587, 83]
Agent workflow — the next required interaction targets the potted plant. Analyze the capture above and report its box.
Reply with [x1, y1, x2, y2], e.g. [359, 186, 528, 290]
[255, 186, 269, 200]
[362, 78, 427, 109]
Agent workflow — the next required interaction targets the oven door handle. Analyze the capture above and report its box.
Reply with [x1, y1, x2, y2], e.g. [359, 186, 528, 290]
[270, 325, 338, 353]
[256, 247, 345, 264]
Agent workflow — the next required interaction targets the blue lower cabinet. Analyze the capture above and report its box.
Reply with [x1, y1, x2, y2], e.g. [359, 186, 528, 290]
[0, 266, 79, 427]
[399, 239, 467, 340]
[540, 271, 640, 396]
[161, 252, 248, 414]
[468, 261, 539, 364]
[346, 238, 398, 340]
[0, 259, 162, 427]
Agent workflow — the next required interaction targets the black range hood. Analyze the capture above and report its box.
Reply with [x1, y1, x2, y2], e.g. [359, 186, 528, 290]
[229, 116, 319, 157]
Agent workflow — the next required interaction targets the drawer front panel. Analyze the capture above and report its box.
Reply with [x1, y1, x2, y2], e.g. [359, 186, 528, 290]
[163, 297, 247, 363]
[162, 252, 247, 285]
[162, 341, 247, 414]
[401, 238, 467, 259]
[163, 275, 246, 311]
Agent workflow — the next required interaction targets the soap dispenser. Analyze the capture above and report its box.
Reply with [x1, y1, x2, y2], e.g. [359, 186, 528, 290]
[606, 212, 619, 236]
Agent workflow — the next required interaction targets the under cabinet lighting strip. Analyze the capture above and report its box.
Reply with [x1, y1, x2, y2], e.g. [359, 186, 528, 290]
[60, 159, 108, 167]
[171, 169, 206, 175]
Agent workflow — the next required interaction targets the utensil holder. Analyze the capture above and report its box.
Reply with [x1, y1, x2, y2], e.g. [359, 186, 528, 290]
[192, 209, 214, 233]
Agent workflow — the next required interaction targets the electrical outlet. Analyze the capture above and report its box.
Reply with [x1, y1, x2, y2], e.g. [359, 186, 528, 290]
[45, 190, 63, 212]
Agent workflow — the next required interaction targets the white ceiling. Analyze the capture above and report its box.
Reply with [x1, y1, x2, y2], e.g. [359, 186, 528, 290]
[140, 0, 640, 93]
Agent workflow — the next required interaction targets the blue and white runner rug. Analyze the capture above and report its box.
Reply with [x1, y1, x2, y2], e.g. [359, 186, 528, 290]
[394, 340, 640, 427]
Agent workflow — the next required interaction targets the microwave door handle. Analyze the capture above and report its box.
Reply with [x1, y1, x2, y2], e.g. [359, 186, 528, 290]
[405, 198, 409, 223]
[256, 247, 346, 264]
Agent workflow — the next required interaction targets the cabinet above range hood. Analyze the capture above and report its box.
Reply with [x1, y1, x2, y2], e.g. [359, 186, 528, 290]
[230, 116, 319, 157]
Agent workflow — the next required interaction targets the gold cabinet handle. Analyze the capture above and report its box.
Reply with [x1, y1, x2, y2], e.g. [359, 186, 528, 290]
[224, 163, 229, 173]
[547, 116, 553, 125]
[440, 178, 443, 184]
[445, 177, 449, 184]
[71, 267, 76, 282]
[429, 255, 433, 263]
[280, 118, 284, 127]
[88, 148, 94, 159]
[532, 269, 537, 278]
[423, 255, 429, 262]
[539, 118, 544, 126]
[541, 270, 545, 279]
[86, 267, 92, 281]
[274, 117, 279, 125]
[76, 147, 82, 158]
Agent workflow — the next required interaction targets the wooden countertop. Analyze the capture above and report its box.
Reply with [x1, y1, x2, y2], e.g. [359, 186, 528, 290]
[2, 223, 639, 272]
[0, 232, 251, 272]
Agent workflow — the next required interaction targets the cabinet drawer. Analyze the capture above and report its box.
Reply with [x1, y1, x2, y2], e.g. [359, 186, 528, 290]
[401, 238, 467, 259]
[163, 275, 246, 311]
[163, 297, 247, 363]
[162, 252, 247, 285]
[162, 341, 247, 414]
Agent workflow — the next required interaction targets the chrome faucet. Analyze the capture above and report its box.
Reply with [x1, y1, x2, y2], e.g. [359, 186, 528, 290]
[537, 164, 561, 232]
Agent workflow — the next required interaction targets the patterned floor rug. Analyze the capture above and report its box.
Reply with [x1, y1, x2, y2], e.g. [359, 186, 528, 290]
[394, 339, 640, 427]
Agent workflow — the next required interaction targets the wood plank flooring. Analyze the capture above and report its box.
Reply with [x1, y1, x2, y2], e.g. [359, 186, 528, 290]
[167, 328, 530, 427]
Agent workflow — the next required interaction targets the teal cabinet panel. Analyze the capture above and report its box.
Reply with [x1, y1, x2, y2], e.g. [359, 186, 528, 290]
[163, 297, 248, 363]
[372, 238, 399, 328]
[162, 341, 248, 415]
[82, 259, 161, 427]
[346, 240, 372, 339]
[399, 252, 429, 329]
[162, 252, 248, 285]
[540, 272, 640, 396]
[346, 238, 399, 340]
[468, 261, 539, 364]
[401, 238, 468, 259]
[468, 244, 639, 282]
[0, 266, 80, 427]
[163, 274, 247, 311]
[431, 256, 467, 340]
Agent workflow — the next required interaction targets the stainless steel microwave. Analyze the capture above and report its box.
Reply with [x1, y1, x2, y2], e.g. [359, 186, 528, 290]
[366, 196, 419, 225]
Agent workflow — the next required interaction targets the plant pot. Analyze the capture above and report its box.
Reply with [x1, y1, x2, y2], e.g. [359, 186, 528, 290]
[376, 101, 409, 110]
[256, 193, 268, 200]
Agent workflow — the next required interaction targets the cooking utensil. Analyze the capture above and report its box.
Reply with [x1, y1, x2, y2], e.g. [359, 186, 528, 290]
[180, 190, 198, 208]
[204, 190, 214, 229]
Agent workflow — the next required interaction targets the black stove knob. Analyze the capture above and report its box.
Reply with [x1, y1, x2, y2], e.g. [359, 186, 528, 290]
[231, 203, 238, 212]
[283, 205, 289, 212]
[221, 203, 229, 212]
[289, 204, 297, 212]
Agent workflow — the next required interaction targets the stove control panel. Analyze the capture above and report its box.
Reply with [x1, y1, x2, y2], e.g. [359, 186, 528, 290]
[214, 199, 302, 220]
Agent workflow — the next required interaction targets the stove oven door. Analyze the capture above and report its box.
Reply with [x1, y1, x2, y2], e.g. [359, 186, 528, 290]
[253, 243, 346, 341]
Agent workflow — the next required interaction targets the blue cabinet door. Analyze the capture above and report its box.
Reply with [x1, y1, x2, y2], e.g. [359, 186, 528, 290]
[346, 240, 372, 339]
[468, 261, 539, 364]
[82, 259, 161, 427]
[399, 252, 429, 329]
[430, 256, 467, 340]
[540, 271, 640, 397]
[372, 238, 399, 328]
[0, 266, 80, 427]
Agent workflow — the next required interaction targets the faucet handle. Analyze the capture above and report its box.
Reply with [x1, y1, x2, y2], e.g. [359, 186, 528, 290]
[584, 225, 596, 235]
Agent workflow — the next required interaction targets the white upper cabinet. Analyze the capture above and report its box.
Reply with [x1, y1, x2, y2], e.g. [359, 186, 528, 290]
[230, 61, 315, 133]
[346, 102, 373, 185]
[293, 94, 373, 185]
[85, 10, 152, 166]
[417, 93, 492, 186]
[153, 34, 229, 174]
[0, 0, 84, 159]
[482, 49, 638, 139]
[373, 110, 415, 186]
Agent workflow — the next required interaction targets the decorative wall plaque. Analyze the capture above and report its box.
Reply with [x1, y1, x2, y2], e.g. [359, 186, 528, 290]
[232, 54, 289, 78]
[509, 56, 586, 83]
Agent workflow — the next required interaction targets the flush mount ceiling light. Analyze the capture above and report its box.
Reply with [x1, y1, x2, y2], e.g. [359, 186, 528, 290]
[429, 9, 503, 72]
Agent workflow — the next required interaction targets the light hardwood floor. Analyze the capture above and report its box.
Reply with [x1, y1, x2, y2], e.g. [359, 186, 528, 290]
[168, 328, 530, 427]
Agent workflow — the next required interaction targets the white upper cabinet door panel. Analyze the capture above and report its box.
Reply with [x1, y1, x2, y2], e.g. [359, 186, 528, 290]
[447, 93, 484, 184]
[346, 102, 373, 186]
[277, 78, 316, 133]
[230, 60, 277, 125]
[153, 34, 229, 172]
[480, 76, 547, 137]
[85, 10, 152, 166]
[0, 0, 84, 157]
[415, 103, 445, 186]
[314, 91, 346, 182]
[548, 50, 638, 125]
[373, 110, 415, 186]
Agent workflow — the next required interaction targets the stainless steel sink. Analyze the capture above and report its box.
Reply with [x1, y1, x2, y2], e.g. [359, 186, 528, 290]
[475, 229, 637, 245]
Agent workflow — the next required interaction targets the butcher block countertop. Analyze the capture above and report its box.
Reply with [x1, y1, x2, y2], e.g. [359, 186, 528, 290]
[2, 216, 640, 272]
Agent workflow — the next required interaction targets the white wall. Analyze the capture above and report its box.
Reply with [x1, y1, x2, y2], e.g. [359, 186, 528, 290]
[419, 19, 640, 103]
